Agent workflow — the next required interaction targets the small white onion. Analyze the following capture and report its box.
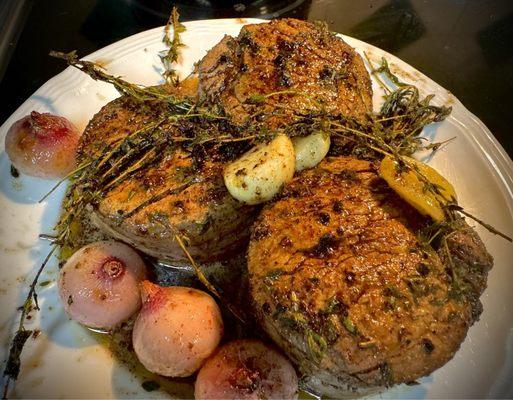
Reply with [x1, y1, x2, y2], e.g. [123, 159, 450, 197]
[132, 281, 224, 377]
[195, 339, 299, 400]
[5, 111, 80, 179]
[58, 240, 147, 330]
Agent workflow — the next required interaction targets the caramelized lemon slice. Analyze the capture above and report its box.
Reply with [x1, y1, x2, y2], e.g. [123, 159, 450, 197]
[379, 155, 457, 222]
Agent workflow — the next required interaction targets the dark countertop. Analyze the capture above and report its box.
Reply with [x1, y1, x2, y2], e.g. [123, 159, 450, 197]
[1, 0, 512, 158]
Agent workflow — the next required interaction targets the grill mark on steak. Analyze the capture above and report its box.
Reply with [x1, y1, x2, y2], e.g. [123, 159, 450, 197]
[247, 156, 493, 397]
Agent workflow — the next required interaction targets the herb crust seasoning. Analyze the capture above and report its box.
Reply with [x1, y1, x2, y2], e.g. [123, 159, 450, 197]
[4, 11, 506, 400]
[4, 15, 496, 400]
[58, 18, 377, 264]
[197, 19, 373, 127]
[75, 84, 258, 263]
[247, 157, 493, 397]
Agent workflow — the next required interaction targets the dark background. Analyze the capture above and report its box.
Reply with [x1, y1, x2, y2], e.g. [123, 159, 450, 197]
[1, 0, 512, 157]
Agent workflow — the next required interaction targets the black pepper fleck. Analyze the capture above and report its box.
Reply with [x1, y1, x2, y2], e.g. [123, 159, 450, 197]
[10, 165, 19, 178]
[303, 233, 340, 258]
[332, 200, 344, 213]
[142, 380, 160, 392]
[417, 263, 430, 276]
[422, 338, 435, 354]
[318, 212, 330, 225]
[252, 224, 270, 241]
[280, 237, 292, 247]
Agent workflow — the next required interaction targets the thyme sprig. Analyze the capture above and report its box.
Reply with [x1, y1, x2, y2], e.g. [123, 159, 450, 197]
[49, 51, 191, 112]
[371, 56, 408, 88]
[287, 82, 451, 162]
[3, 244, 59, 399]
[160, 7, 186, 85]
[174, 235, 246, 324]
[447, 204, 512, 242]
[5, 28, 508, 396]
[44, 47, 456, 254]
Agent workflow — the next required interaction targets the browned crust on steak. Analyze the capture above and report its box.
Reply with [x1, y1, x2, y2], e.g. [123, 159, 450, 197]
[77, 18, 374, 263]
[78, 80, 198, 161]
[438, 220, 493, 320]
[247, 157, 491, 397]
[197, 19, 372, 127]
[78, 82, 257, 262]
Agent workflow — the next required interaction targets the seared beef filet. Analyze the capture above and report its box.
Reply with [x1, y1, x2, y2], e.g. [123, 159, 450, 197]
[73, 17, 495, 395]
[247, 157, 492, 397]
[78, 88, 257, 263]
[197, 19, 373, 127]
[78, 19, 374, 263]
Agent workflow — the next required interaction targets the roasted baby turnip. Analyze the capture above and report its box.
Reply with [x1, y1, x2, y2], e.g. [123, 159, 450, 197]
[195, 339, 298, 400]
[58, 241, 147, 330]
[5, 111, 80, 179]
[132, 282, 223, 377]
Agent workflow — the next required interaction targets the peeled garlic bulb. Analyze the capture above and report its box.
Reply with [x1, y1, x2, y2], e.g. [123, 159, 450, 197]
[292, 131, 331, 171]
[223, 134, 295, 204]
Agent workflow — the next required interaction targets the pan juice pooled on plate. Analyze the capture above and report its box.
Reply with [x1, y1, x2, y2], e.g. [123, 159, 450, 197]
[3, 10, 509, 400]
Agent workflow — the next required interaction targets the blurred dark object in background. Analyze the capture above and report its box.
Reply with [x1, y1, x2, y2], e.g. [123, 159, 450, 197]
[130, 0, 309, 20]
[0, 0, 33, 82]
[348, 0, 425, 53]
[79, 0, 310, 45]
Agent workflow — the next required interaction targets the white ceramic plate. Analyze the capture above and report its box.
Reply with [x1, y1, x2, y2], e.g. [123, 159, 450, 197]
[0, 18, 512, 399]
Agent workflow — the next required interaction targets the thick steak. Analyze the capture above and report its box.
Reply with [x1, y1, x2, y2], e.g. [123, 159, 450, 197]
[247, 157, 492, 397]
[78, 19, 374, 263]
[78, 86, 257, 263]
[197, 19, 372, 127]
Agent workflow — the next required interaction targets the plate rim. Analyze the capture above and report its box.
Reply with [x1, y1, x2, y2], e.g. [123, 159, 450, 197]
[3, 18, 512, 204]
[1, 17, 512, 399]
